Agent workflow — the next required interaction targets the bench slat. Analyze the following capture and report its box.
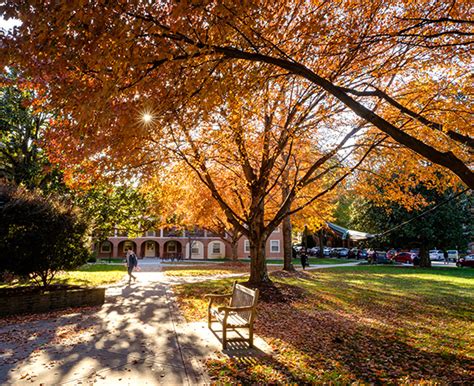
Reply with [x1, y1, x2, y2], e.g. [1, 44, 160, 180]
[211, 310, 250, 327]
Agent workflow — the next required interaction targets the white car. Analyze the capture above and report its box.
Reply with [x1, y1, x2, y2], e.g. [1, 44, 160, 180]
[447, 250, 459, 262]
[429, 250, 443, 261]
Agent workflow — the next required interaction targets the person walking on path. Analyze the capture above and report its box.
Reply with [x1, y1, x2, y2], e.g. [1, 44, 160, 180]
[300, 250, 309, 270]
[443, 250, 449, 264]
[126, 249, 138, 283]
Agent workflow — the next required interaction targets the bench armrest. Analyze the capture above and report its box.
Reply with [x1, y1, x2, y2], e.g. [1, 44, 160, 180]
[205, 293, 232, 309]
[204, 293, 232, 299]
[217, 305, 255, 313]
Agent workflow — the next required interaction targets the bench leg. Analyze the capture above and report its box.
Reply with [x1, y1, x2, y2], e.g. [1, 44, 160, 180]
[249, 326, 254, 348]
[208, 311, 212, 329]
[222, 324, 227, 349]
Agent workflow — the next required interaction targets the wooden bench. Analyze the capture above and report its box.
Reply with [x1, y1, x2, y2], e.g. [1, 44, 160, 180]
[205, 281, 259, 349]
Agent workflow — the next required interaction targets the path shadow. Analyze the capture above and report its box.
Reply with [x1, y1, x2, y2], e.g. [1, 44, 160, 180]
[0, 279, 208, 384]
[251, 281, 473, 384]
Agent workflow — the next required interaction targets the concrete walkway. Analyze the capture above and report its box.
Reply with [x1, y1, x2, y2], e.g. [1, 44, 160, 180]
[0, 274, 208, 385]
[299, 261, 361, 270]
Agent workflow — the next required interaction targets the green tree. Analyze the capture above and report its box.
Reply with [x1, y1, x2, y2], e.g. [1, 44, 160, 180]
[332, 195, 354, 229]
[0, 184, 90, 287]
[0, 73, 61, 190]
[75, 184, 154, 245]
[0, 75, 153, 244]
[351, 187, 472, 267]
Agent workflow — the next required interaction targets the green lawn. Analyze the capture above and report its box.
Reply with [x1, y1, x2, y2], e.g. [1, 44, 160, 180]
[163, 259, 357, 276]
[0, 264, 126, 288]
[54, 264, 127, 287]
[300, 257, 359, 265]
[163, 262, 263, 276]
[174, 265, 474, 384]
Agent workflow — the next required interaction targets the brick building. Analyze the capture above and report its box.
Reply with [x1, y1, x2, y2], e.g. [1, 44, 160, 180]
[95, 227, 284, 260]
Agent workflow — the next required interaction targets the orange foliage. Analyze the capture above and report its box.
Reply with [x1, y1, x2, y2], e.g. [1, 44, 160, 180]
[1, 1, 472, 281]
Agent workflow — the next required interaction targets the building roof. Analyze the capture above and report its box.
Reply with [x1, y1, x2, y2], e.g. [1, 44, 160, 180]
[326, 222, 375, 241]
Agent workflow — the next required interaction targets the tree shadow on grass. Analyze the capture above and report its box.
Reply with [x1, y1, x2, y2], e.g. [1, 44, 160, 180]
[241, 277, 474, 384]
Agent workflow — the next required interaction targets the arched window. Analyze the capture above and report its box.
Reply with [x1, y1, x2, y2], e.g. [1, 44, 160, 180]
[167, 241, 177, 253]
[212, 242, 221, 254]
[100, 241, 112, 253]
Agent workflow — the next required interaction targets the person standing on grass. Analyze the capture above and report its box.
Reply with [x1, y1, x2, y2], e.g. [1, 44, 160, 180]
[126, 249, 138, 283]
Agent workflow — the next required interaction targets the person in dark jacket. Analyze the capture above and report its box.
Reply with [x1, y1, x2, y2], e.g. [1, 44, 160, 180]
[126, 249, 138, 284]
[300, 250, 309, 270]
[443, 250, 449, 264]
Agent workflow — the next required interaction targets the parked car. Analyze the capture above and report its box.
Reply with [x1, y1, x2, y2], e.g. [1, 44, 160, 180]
[429, 250, 443, 261]
[358, 249, 368, 260]
[375, 251, 391, 264]
[293, 244, 304, 253]
[308, 246, 333, 257]
[386, 249, 397, 260]
[392, 252, 414, 264]
[456, 254, 474, 268]
[350, 248, 368, 260]
[447, 250, 459, 262]
[337, 248, 349, 258]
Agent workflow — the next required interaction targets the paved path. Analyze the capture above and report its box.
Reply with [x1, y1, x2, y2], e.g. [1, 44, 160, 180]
[0, 274, 213, 385]
[299, 261, 361, 270]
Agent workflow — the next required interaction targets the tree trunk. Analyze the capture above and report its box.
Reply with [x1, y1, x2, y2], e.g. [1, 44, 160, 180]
[188, 236, 192, 259]
[419, 244, 431, 268]
[282, 213, 295, 271]
[39, 270, 48, 288]
[248, 209, 271, 285]
[231, 238, 239, 261]
[281, 162, 294, 271]
[249, 236, 270, 284]
[319, 230, 324, 258]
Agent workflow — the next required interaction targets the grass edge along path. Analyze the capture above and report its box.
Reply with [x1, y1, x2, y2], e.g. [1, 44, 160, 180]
[173, 265, 474, 384]
[0, 264, 127, 289]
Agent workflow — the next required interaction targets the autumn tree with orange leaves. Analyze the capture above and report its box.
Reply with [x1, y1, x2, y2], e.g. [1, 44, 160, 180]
[2, 0, 471, 185]
[142, 75, 364, 283]
[144, 166, 243, 260]
[1, 0, 472, 283]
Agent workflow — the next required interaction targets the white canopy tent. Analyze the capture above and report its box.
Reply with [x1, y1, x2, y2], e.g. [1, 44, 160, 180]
[326, 222, 375, 241]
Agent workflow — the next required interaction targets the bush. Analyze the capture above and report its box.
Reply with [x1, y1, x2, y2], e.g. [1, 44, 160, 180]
[0, 183, 90, 287]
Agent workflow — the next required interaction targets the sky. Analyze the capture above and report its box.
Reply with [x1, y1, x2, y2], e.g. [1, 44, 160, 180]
[0, 16, 21, 32]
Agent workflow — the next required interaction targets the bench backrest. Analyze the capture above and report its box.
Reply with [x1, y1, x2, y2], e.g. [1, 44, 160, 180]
[230, 282, 259, 322]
